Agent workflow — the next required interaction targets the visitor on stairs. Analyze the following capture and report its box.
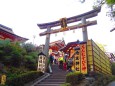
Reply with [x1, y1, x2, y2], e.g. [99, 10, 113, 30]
[58, 55, 64, 70]
[67, 58, 73, 72]
[49, 54, 54, 64]
[63, 61, 67, 71]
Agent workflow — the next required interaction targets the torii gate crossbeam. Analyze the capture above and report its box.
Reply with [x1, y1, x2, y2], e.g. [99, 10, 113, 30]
[37, 7, 101, 29]
[39, 20, 97, 36]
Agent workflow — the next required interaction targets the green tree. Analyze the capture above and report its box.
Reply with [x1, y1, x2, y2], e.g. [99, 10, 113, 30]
[106, 0, 115, 4]
[0, 39, 26, 67]
[24, 52, 38, 70]
[0, 40, 39, 71]
[21, 42, 36, 53]
[80, 0, 115, 19]
[21, 43, 39, 70]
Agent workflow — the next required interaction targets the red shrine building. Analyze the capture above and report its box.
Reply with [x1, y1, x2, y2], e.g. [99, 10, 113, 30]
[38, 40, 65, 54]
[0, 24, 28, 42]
[49, 40, 65, 53]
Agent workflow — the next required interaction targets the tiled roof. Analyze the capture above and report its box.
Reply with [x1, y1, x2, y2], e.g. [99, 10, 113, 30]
[0, 24, 28, 41]
[0, 24, 14, 34]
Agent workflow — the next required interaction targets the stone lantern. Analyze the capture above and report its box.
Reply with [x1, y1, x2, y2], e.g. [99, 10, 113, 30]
[37, 52, 46, 73]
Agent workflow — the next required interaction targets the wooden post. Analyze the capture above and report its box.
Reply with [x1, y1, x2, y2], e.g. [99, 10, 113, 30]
[82, 18, 88, 42]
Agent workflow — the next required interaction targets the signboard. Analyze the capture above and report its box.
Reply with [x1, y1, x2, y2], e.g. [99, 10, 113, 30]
[74, 50, 81, 72]
[80, 43, 87, 74]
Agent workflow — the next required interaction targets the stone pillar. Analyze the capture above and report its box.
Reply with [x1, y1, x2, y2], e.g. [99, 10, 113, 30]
[43, 27, 51, 56]
[82, 18, 88, 42]
[43, 27, 51, 73]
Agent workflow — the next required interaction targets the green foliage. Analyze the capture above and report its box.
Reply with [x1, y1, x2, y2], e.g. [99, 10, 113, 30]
[28, 52, 38, 59]
[89, 72, 115, 86]
[106, 0, 115, 4]
[60, 83, 71, 86]
[0, 40, 39, 71]
[21, 43, 36, 53]
[0, 40, 42, 85]
[66, 72, 83, 86]
[6, 71, 44, 86]
[6, 67, 28, 75]
[24, 53, 38, 70]
[21, 43, 38, 70]
[0, 39, 26, 67]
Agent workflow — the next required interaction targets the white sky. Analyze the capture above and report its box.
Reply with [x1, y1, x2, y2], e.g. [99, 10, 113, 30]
[0, 0, 115, 52]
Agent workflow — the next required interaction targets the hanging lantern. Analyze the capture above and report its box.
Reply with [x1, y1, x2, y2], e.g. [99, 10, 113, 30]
[37, 52, 47, 73]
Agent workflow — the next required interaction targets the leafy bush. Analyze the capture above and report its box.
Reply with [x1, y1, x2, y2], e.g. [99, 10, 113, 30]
[60, 83, 71, 86]
[90, 72, 115, 86]
[66, 72, 83, 86]
[6, 67, 28, 74]
[0, 40, 38, 71]
[77, 72, 84, 81]
[6, 71, 44, 86]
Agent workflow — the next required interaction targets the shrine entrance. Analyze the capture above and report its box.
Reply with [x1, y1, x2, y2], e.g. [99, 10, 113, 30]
[37, 8, 101, 73]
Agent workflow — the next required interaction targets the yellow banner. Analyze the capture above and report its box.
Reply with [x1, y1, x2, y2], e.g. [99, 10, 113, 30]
[80, 43, 87, 74]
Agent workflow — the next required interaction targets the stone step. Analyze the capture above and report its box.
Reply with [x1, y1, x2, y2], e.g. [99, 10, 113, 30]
[48, 77, 66, 79]
[50, 75, 66, 77]
[48, 78, 66, 80]
[51, 74, 67, 76]
[50, 73, 67, 75]
[49, 75, 66, 78]
[39, 81, 64, 84]
[32, 64, 67, 86]
[34, 83, 60, 86]
[43, 79, 65, 82]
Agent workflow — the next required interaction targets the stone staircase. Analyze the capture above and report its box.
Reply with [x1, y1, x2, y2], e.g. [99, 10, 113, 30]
[33, 64, 67, 86]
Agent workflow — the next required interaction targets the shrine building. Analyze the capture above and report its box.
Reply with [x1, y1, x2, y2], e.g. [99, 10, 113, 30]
[60, 39, 112, 75]
[0, 24, 28, 42]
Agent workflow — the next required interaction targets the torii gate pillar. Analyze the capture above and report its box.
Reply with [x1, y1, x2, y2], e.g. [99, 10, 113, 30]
[82, 18, 88, 42]
[43, 27, 51, 72]
[43, 27, 51, 56]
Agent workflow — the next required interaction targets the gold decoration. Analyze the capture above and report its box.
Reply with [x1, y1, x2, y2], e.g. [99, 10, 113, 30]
[60, 18, 68, 31]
